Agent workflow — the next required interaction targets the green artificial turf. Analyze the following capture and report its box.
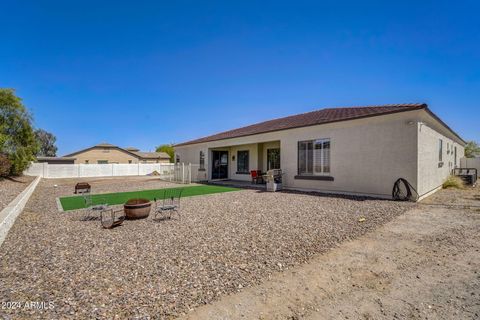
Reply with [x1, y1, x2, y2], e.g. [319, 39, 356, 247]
[59, 185, 239, 211]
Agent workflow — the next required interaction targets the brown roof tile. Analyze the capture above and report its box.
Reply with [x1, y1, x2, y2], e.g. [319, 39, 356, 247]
[132, 151, 170, 159]
[175, 104, 427, 146]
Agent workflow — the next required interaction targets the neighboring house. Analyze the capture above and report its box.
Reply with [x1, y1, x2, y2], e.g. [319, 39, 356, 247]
[175, 104, 466, 200]
[63, 143, 171, 164]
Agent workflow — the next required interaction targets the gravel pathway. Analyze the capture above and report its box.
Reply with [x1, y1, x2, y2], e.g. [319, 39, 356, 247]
[0, 177, 413, 319]
[0, 176, 35, 212]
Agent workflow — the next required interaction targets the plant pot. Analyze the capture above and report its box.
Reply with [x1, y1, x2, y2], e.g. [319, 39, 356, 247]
[124, 198, 151, 219]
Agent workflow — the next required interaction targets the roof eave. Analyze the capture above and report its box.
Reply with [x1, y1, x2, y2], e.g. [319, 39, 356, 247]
[174, 105, 428, 147]
[423, 107, 466, 145]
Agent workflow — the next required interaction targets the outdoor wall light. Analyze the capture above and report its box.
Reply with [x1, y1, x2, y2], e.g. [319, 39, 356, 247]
[232, 155, 236, 161]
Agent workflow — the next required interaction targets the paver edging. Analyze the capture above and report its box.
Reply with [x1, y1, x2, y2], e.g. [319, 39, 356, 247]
[0, 176, 41, 247]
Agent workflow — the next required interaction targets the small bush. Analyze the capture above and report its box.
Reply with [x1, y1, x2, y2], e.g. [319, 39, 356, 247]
[0, 153, 12, 177]
[442, 175, 465, 189]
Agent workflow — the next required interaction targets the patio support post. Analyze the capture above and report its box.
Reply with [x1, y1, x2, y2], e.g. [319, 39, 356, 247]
[182, 163, 185, 184]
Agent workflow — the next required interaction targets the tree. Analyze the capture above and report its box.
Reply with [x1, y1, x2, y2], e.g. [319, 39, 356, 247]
[0, 88, 39, 175]
[0, 153, 11, 177]
[464, 141, 480, 158]
[156, 144, 174, 163]
[35, 128, 57, 157]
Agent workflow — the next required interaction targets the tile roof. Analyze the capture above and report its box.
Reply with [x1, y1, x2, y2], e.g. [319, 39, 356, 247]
[175, 104, 427, 146]
[36, 156, 77, 160]
[132, 151, 170, 159]
[64, 144, 170, 159]
[95, 142, 116, 147]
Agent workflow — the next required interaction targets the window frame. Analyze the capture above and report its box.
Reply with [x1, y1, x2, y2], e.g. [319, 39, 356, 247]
[199, 151, 205, 170]
[297, 138, 331, 176]
[267, 148, 281, 170]
[236, 150, 250, 174]
[438, 139, 443, 163]
[454, 146, 457, 167]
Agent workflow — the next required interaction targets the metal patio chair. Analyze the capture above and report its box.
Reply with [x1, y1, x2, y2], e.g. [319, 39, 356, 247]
[153, 188, 183, 220]
[82, 193, 108, 221]
[101, 208, 125, 229]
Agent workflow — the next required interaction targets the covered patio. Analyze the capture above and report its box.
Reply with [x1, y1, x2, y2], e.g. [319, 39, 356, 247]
[209, 140, 281, 181]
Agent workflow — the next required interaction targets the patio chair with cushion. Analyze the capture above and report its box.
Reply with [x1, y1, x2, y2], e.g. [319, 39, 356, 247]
[153, 188, 183, 220]
[82, 193, 108, 221]
[250, 170, 264, 184]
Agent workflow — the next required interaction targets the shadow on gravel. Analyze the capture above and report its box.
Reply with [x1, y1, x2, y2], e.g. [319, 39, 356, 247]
[253, 188, 396, 203]
[0, 176, 29, 183]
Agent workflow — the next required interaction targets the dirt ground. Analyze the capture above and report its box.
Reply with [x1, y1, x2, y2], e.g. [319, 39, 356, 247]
[182, 186, 480, 320]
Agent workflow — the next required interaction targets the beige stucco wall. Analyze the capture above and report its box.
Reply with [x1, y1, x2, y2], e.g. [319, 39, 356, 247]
[71, 148, 169, 164]
[279, 112, 419, 197]
[416, 113, 465, 198]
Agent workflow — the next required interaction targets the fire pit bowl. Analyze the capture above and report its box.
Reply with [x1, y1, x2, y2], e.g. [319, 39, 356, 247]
[124, 198, 151, 219]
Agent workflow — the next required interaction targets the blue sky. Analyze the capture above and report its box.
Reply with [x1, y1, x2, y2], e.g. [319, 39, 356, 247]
[1, 1, 479, 155]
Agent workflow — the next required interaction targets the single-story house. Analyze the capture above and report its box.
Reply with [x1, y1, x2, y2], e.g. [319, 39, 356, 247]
[174, 104, 465, 200]
[62, 143, 171, 164]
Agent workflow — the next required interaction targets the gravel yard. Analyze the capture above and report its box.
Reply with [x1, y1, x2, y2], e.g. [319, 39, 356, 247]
[0, 177, 413, 319]
[0, 176, 35, 212]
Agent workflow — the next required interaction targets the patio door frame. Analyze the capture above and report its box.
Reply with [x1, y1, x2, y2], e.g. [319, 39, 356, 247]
[211, 150, 229, 180]
[267, 148, 281, 170]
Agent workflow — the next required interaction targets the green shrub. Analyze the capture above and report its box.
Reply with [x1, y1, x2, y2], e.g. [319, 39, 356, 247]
[442, 175, 465, 189]
[0, 88, 39, 176]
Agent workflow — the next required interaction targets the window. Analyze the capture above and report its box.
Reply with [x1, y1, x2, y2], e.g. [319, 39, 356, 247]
[267, 148, 280, 170]
[199, 151, 205, 170]
[438, 139, 443, 162]
[175, 155, 180, 164]
[97, 160, 108, 164]
[237, 150, 249, 174]
[298, 139, 330, 175]
[454, 146, 457, 166]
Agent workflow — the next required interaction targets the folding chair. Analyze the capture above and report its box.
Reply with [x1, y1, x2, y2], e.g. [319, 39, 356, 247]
[82, 193, 108, 221]
[153, 188, 183, 220]
[101, 208, 125, 229]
